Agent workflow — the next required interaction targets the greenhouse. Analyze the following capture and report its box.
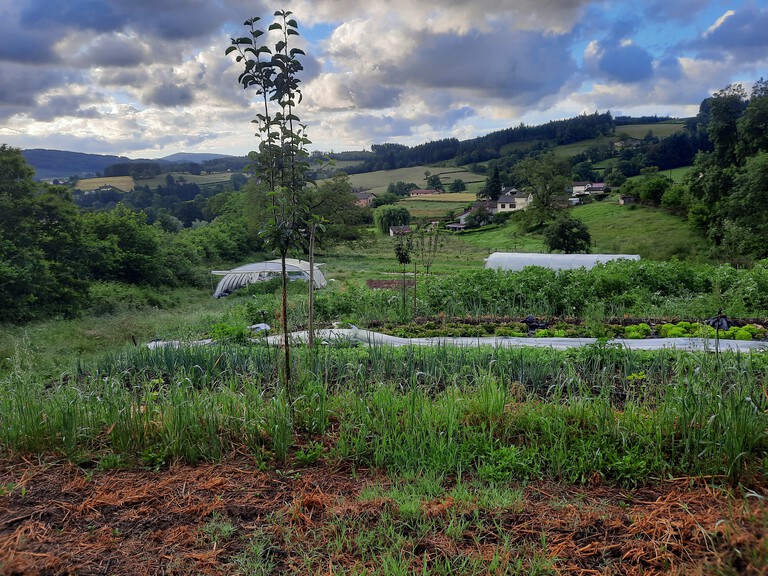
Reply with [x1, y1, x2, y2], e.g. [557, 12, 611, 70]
[212, 259, 327, 298]
[484, 252, 640, 272]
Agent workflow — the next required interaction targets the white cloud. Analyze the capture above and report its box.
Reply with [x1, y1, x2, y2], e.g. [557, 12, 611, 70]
[704, 10, 735, 37]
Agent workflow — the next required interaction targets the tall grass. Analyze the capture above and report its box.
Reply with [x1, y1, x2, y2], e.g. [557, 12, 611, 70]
[1, 341, 766, 486]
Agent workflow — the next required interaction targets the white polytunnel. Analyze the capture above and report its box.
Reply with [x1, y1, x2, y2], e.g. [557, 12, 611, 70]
[212, 258, 327, 298]
[484, 252, 640, 272]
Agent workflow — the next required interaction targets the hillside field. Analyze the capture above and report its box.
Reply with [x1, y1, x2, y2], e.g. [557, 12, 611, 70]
[345, 166, 485, 195]
[75, 175, 135, 192]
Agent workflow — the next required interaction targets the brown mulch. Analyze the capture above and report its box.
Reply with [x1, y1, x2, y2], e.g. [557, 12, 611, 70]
[1, 457, 767, 575]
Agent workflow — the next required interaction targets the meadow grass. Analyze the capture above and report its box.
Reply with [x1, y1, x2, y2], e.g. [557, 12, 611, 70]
[2, 339, 765, 487]
[140, 171, 233, 188]
[616, 122, 687, 139]
[75, 175, 136, 192]
[398, 198, 471, 219]
[573, 199, 708, 259]
[344, 166, 484, 195]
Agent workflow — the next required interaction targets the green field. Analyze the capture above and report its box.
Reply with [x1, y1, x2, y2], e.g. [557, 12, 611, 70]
[550, 123, 687, 159]
[616, 122, 687, 139]
[141, 171, 233, 189]
[75, 175, 136, 192]
[574, 198, 707, 259]
[399, 192, 476, 219]
[345, 166, 484, 195]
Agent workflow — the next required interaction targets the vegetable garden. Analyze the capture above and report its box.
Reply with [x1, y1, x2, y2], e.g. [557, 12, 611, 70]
[2, 258, 768, 574]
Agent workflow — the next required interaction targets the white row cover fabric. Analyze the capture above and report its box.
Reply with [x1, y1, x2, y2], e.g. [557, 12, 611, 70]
[484, 252, 640, 272]
[212, 258, 327, 298]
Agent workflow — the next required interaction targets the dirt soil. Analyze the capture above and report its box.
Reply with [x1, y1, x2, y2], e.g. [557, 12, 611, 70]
[1, 457, 767, 575]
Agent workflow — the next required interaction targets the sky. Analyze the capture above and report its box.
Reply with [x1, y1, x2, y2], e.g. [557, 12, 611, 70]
[1, 0, 767, 159]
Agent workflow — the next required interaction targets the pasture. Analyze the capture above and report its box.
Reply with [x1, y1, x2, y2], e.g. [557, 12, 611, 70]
[75, 175, 135, 192]
[345, 166, 485, 195]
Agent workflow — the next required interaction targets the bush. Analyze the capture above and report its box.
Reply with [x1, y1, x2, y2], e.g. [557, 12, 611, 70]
[88, 282, 180, 315]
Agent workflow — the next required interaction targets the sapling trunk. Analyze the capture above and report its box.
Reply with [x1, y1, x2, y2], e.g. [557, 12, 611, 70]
[280, 252, 292, 400]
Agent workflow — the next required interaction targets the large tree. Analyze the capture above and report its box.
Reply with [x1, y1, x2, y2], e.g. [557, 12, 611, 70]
[0, 144, 88, 322]
[544, 213, 592, 254]
[374, 204, 411, 234]
[512, 153, 570, 230]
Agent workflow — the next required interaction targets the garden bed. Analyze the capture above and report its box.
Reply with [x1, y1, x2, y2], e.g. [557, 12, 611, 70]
[367, 316, 768, 341]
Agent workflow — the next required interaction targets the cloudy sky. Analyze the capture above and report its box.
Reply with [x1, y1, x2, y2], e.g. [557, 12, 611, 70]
[1, 0, 767, 158]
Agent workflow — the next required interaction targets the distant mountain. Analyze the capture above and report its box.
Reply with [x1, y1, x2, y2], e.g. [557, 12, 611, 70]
[21, 149, 134, 180]
[20, 149, 236, 180]
[159, 152, 233, 163]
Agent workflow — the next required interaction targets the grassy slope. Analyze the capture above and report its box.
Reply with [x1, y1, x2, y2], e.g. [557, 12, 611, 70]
[345, 166, 485, 195]
[573, 199, 708, 259]
[76, 172, 233, 192]
[75, 176, 136, 192]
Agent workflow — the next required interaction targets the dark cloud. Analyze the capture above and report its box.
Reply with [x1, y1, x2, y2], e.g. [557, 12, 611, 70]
[20, 0, 122, 33]
[339, 113, 416, 140]
[142, 83, 195, 107]
[644, 0, 710, 21]
[384, 27, 575, 104]
[655, 57, 682, 81]
[76, 35, 150, 68]
[97, 69, 151, 88]
[0, 20, 58, 63]
[0, 63, 67, 107]
[18, 0, 240, 40]
[32, 95, 103, 122]
[597, 43, 654, 83]
[689, 6, 768, 63]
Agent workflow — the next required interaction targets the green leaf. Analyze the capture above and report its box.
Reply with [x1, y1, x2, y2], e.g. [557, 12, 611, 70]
[268, 23, 282, 31]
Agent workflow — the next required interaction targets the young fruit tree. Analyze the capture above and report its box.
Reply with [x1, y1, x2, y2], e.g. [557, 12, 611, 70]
[226, 10, 312, 398]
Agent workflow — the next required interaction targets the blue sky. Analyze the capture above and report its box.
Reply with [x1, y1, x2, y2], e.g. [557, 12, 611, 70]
[0, 0, 766, 158]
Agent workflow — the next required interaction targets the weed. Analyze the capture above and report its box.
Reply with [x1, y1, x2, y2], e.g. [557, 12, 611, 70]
[202, 512, 237, 546]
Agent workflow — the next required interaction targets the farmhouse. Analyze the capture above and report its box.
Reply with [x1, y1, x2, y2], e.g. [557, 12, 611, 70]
[212, 259, 327, 297]
[619, 195, 637, 205]
[585, 182, 607, 194]
[353, 191, 375, 207]
[569, 181, 591, 195]
[496, 187, 519, 212]
[514, 190, 532, 210]
[389, 225, 412, 236]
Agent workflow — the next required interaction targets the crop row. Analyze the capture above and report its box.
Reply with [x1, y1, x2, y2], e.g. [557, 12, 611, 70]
[2, 342, 766, 486]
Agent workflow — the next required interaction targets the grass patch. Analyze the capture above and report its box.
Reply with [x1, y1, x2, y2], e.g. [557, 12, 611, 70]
[573, 200, 708, 259]
[343, 166, 484, 195]
[75, 175, 135, 192]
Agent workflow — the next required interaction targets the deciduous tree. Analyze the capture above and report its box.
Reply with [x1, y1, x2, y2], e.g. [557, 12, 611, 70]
[544, 213, 591, 254]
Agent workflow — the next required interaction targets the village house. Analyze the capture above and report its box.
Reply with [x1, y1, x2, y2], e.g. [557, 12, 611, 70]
[585, 182, 607, 194]
[569, 181, 591, 195]
[513, 190, 532, 210]
[389, 225, 412, 236]
[353, 191, 375, 207]
[496, 187, 519, 212]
